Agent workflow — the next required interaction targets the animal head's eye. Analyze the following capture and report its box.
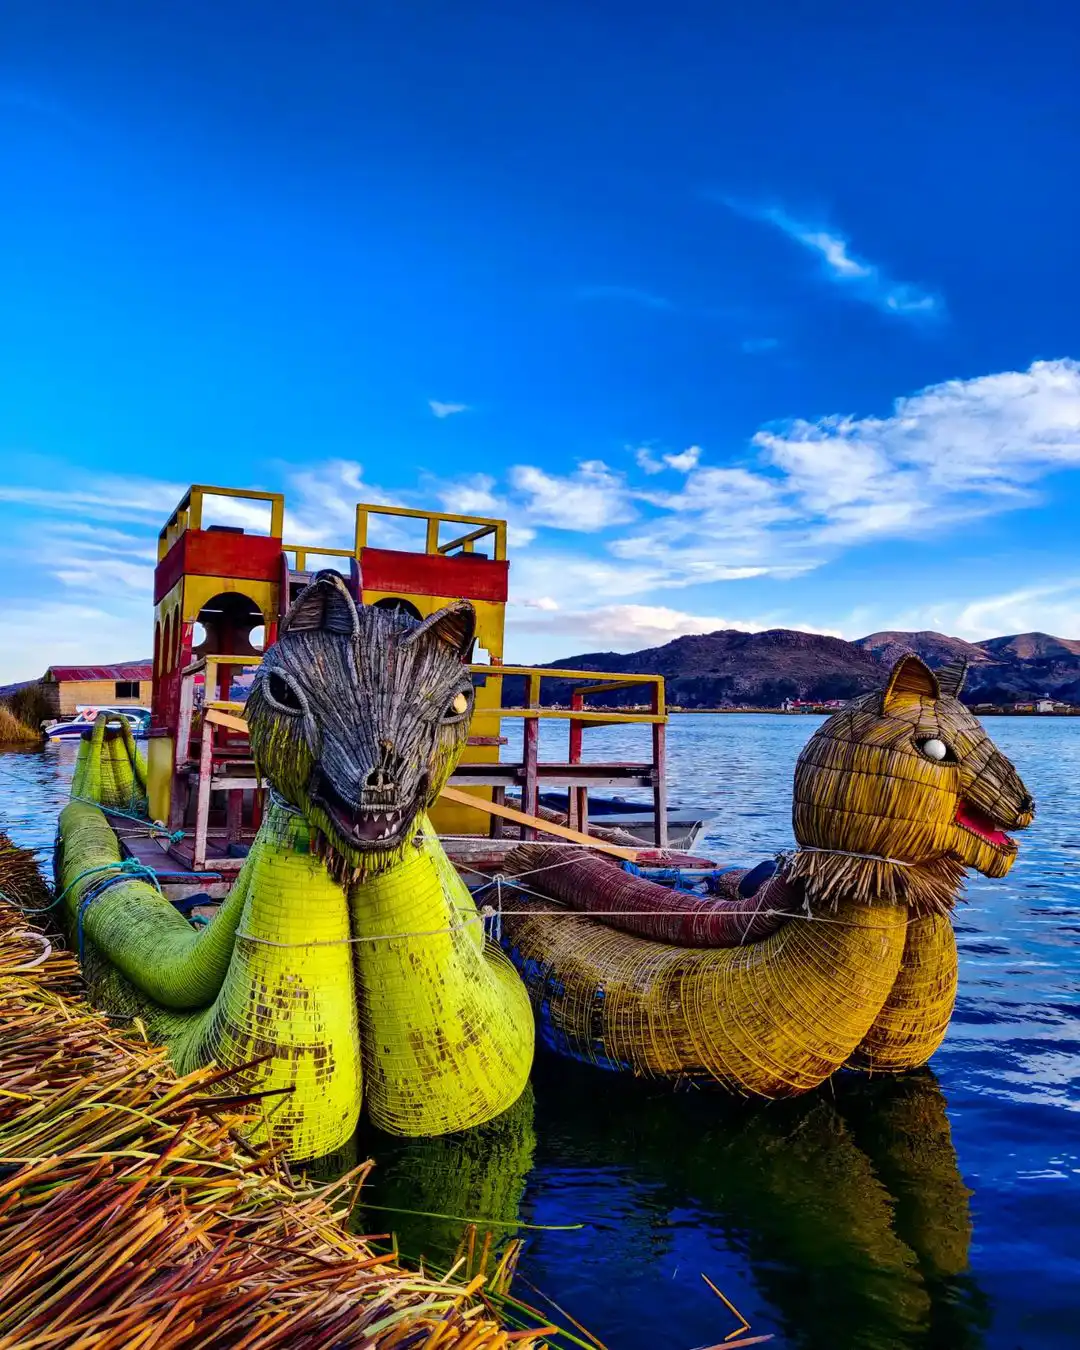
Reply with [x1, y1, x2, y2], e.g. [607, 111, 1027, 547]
[266, 670, 303, 714]
[443, 689, 472, 723]
[918, 737, 952, 763]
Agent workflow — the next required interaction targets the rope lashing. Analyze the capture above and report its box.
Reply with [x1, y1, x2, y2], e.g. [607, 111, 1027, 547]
[74, 859, 163, 961]
[790, 846, 917, 868]
[69, 796, 185, 843]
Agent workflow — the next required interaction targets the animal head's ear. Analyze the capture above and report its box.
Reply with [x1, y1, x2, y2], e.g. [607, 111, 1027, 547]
[280, 570, 360, 638]
[936, 657, 969, 698]
[882, 653, 939, 713]
[398, 600, 476, 659]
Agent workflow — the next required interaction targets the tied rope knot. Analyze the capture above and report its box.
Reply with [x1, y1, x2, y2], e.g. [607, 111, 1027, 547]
[71, 859, 163, 960]
[477, 873, 506, 944]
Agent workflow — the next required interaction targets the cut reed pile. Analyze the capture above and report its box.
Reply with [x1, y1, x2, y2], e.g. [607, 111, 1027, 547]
[0, 703, 40, 745]
[0, 880, 552, 1348]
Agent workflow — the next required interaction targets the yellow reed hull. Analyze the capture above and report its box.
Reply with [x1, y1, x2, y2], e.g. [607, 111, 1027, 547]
[503, 900, 923, 1094]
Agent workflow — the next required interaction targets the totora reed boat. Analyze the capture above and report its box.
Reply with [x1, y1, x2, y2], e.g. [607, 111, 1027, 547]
[47, 484, 1034, 1159]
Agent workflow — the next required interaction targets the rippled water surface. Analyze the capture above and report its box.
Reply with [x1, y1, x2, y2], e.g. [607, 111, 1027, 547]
[2, 716, 1078, 1349]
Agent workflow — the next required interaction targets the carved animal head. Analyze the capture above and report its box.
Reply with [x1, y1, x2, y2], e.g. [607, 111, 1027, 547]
[791, 655, 1034, 908]
[247, 572, 476, 875]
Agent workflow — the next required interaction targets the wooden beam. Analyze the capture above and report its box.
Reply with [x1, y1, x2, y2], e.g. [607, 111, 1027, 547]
[204, 708, 250, 735]
[438, 786, 639, 861]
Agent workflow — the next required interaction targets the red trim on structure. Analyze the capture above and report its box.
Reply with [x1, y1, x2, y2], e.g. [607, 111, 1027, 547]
[47, 664, 152, 682]
[154, 532, 283, 604]
[360, 548, 509, 602]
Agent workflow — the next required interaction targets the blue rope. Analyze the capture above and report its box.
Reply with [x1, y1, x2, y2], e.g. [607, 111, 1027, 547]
[69, 795, 185, 843]
[76, 859, 162, 960]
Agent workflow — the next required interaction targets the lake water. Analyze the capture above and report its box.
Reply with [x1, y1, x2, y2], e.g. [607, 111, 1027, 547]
[2, 714, 1077, 1350]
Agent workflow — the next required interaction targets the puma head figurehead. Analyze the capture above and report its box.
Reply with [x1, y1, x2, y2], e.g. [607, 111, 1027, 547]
[247, 571, 476, 879]
[790, 654, 1035, 911]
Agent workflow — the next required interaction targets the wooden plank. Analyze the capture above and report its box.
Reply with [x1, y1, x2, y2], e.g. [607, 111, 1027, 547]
[483, 664, 663, 684]
[204, 708, 250, 735]
[652, 720, 669, 849]
[488, 709, 667, 724]
[193, 721, 214, 871]
[438, 786, 640, 861]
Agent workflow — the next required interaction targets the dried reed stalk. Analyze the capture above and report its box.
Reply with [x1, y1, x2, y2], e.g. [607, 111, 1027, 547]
[0, 880, 551, 1349]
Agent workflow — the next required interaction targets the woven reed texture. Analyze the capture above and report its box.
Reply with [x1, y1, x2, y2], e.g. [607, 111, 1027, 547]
[502, 653, 1033, 1094]
[504, 843, 798, 946]
[504, 898, 907, 1091]
[71, 715, 148, 814]
[851, 914, 958, 1070]
[790, 654, 1034, 912]
[59, 800, 363, 1160]
[0, 895, 549, 1348]
[349, 834, 534, 1137]
[56, 573, 533, 1155]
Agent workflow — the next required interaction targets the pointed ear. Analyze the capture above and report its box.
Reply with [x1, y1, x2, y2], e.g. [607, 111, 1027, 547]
[936, 657, 969, 698]
[280, 570, 359, 638]
[398, 600, 476, 659]
[883, 654, 940, 712]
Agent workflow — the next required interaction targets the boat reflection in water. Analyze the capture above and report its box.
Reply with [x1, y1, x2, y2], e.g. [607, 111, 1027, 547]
[345, 1064, 986, 1350]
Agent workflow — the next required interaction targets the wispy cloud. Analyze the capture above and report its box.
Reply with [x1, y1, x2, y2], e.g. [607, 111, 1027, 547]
[722, 199, 943, 321]
[429, 399, 469, 418]
[5, 359, 1080, 674]
[576, 285, 675, 311]
[509, 461, 636, 532]
[741, 337, 781, 355]
[634, 446, 702, 475]
[507, 600, 843, 656]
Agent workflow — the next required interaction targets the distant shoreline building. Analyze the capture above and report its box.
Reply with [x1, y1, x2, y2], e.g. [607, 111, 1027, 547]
[41, 663, 152, 717]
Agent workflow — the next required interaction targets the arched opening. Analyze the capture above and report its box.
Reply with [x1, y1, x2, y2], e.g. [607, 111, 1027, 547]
[194, 592, 265, 704]
[193, 592, 265, 659]
[372, 596, 423, 621]
[162, 612, 174, 674]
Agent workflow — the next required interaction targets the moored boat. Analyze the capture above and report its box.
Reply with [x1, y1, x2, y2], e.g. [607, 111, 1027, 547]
[44, 704, 150, 738]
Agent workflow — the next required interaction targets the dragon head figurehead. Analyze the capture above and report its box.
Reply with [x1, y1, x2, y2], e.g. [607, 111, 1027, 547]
[789, 654, 1035, 911]
[247, 571, 476, 878]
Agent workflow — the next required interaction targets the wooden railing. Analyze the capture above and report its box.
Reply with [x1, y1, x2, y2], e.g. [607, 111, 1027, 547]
[157, 485, 285, 561]
[171, 652, 669, 857]
[464, 665, 667, 843]
[354, 504, 506, 561]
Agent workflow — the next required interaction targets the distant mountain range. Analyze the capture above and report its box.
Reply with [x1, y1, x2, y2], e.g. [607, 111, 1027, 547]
[500, 630, 1080, 709]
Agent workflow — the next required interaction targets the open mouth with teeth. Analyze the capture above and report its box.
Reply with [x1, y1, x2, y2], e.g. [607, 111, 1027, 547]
[954, 799, 1015, 852]
[310, 769, 427, 851]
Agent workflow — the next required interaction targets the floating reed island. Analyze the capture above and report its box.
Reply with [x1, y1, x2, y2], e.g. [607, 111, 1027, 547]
[0, 842, 553, 1350]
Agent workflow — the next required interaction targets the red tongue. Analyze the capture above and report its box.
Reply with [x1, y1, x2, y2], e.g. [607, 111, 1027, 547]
[956, 800, 1011, 847]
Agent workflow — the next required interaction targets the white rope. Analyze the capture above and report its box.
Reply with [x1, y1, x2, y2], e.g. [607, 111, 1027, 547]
[791, 846, 916, 868]
[235, 912, 486, 948]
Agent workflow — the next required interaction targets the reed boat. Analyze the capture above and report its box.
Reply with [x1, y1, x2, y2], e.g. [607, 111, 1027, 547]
[49, 483, 1034, 1160]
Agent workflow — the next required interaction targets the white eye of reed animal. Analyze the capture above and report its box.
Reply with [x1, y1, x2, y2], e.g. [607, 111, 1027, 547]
[446, 691, 470, 719]
[919, 738, 949, 762]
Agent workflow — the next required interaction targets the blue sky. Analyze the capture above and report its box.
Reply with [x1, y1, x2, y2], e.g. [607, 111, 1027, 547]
[2, 1, 1080, 681]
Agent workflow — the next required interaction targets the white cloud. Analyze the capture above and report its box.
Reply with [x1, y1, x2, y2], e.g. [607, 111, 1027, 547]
[663, 445, 701, 474]
[634, 445, 701, 475]
[635, 447, 664, 475]
[506, 601, 844, 658]
[0, 600, 150, 682]
[879, 581, 1080, 644]
[429, 399, 469, 418]
[5, 358, 1080, 678]
[724, 200, 943, 320]
[509, 461, 635, 532]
